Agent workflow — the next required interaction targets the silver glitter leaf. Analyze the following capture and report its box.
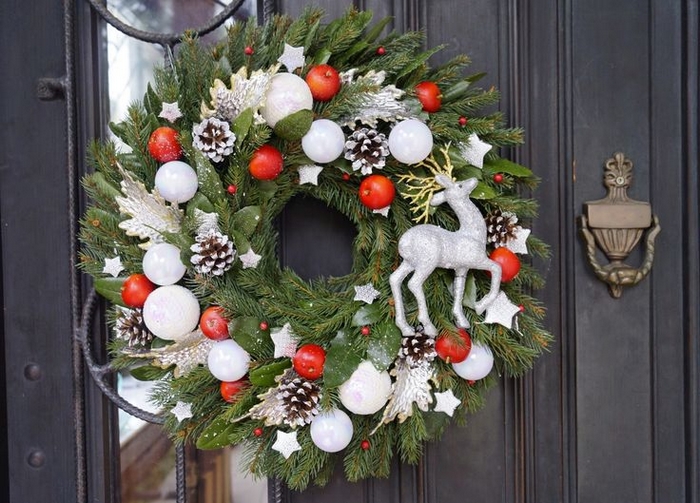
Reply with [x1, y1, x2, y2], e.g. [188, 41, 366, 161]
[338, 70, 413, 128]
[122, 330, 214, 378]
[115, 167, 183, 249]
[373, 358, 434, 432]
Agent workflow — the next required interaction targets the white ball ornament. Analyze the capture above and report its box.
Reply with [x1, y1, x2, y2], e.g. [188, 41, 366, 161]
[339, 361, 391, 415]
[142, 243, 186, 285]
[387, 119, 434, 164]
[452, 342, 494, 381]
[207, 339, 250, 382]
[154, 160, 199, 203]
[301, 119, 346, 163]
[260, 73, 313, 127]
[142, 285, 200, 341]
[310, 409, 354, 453]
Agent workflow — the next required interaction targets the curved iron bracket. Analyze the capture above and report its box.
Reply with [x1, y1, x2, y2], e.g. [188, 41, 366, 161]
[579, 153, 661, 298]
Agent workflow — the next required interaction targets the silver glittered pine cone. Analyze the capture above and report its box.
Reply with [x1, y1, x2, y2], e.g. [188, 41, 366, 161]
[276, 373, 321, 428]
[400, 325, 437, 367]
[192, 117, 235, 163]
[190, 229, 236, 276]
[115, 308, 154, 348]
[344, 126, 389, 175]
[485, 209, 519, 246]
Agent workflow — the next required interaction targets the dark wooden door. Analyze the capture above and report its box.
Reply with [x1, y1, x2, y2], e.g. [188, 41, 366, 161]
[1, 1, 699, 502]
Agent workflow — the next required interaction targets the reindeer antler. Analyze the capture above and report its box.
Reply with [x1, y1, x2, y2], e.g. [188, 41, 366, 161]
[396, 144, 455, 223]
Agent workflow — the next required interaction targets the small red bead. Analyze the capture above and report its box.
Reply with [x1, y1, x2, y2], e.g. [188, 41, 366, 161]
[467, 380, 476, 386]
[253, 427, 263, 437]
[227, 184, 238, 195]
[493, 173, 504, 184]
[376, 46, 386, 56]
[259, 321, 269, 330]
[244, 46, 254, 56]
[342, 173, 351, 181]
[518, 304, 525, 313]
[458, 116, 468, 127]
[361, 326, 371, 336]
[360, 440, 370, 450]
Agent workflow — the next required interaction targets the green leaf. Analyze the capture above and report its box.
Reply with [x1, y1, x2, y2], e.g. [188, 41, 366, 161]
[185, 192, 216, 216]
[470, 182, 497, 200]
[232, 206, 262, 238]
[257, 180, 278, 202]
[273, 109, 313, 141]
[231, 230, 250, 253]
[313, 48, 332, 65]
[143, 83, 161, 116]
[197, 417, 238, 450]
[130, 364, 171, 381]
[94, 277, 127, 307]
[249, 359, 292, 387]
[323, 330, 363, 388]
[423, 411, 450, 439]
[483, 158, 533, 178]
[192, 149, 225, 204]
[232, 108, 254, 146]
[231, 316, 271, 357]
[366, 321, 401, 371]
[351, 303, 383, 327]
[364, 16, 392, 43]
[462, 274, 477, 309]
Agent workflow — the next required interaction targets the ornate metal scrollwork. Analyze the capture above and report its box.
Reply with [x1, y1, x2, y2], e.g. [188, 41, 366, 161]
[579, 152, 661, 298]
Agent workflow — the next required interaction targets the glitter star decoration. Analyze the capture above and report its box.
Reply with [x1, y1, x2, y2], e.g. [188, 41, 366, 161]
[504, 226, 531, 255]
[483, 291, 521, 329]
[239, 248, 262, 269]
[433, 389, 461, 417]
[272, 430, 302, 459]
[459, 133, 492, 169]
[354, 283, 381, 304]
[277, 43, 305, 72]
[271, 323, 299, 358]
[102, 256, 124, 277]
[171, 401, 193, 422]
[158, 101, 183, 122]
[297, 165, 323, 186]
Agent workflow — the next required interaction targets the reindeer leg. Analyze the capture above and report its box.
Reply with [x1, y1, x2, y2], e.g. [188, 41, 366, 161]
[407, 267, 438, 336]
[390, 261, 415, 336]
[452, 269, 470, 329]
[475, 258, 502, 314]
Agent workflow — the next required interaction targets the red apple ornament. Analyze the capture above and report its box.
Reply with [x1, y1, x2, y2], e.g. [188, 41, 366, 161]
[199, 306, 230, 341]
[414, 81, 442, 113]
[489, 247, 521, 282]
[293, 344, 326, 380]
[148, 126, 182, 163]
[305, 64, 341, 102]
[359, 174, 396, 210]
[436, 328, 472, 364]
[120, 273, 156, 308]
[249, 144, 284, 180]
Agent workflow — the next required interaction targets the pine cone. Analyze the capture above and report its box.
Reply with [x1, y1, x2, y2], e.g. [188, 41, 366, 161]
[344, 126, 389, 175]
[192, 117, 235, 163]
[277, 373, 321, 428]
[400, 325, 437, 367]
[190, 229, 236, 276]
[485, 209, 519, 246]
[115, 308, 153, 347]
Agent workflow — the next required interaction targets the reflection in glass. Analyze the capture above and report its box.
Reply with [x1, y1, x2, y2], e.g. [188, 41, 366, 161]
[105, 1, 266, 501]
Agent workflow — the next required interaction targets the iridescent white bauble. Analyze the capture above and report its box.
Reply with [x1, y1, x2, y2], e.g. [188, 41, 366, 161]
[207, 339, 250, 382]
[338, 361, 391, 415]
[452, 342, 494, 381]
[142, 285, 200, 341]
[310, 408, 354, 453]
[142, 243, 186, 285]
[301, 119, 345, 163]
[154, 160, 199, 203]
[260, 73, 313, 127]
[387, 119, 434, 164]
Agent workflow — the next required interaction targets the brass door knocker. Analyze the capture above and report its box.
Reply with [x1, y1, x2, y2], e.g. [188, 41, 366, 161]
[579, 152, 661, 298]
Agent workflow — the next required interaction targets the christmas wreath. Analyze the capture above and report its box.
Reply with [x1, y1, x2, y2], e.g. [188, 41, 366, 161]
[80, 8, 552, 489]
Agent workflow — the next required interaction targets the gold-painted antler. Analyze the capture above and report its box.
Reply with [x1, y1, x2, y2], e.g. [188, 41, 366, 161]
[396, 144, 455, 223]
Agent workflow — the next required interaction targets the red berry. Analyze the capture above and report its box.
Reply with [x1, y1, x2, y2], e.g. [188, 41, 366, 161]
[342, 173, 351, 181]
[436, 328, 472, 364]
[259, 321, 269, 331]
[120, 273, 156, 308]
[227, 184, 237, 195]
[467, 380, 476, 386]
[414, 81, 442, 113]
[220, 379, 248, 403]
[376, 46, 386, 56]
[360, 440, 370, 450]
[489, 247, 521, 282]
[292, 344, 326, 380]
[519, 304, 525, 313]
[305, 64, 342, 102]
[361, 326, 371, 336]
[199, 306, 230, 341]
[244, 46, 254, 55]
[458, 116, 468, 126]
[253, 427, 263, 437]
[249, 144, 284, 180]
[148, 126, 182, 163]
[359, 174, 396, 210]
[493, 173, 504, 183]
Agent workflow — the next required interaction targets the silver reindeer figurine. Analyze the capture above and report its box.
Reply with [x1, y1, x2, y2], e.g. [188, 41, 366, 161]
[390, 175, 502, 336]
